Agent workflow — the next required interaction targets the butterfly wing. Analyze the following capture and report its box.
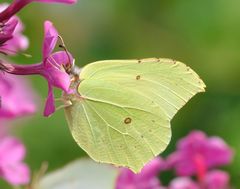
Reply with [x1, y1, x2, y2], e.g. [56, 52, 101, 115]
[65, 58, 205, 172]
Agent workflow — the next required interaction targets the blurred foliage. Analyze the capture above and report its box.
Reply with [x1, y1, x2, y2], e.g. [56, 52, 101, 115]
[1, 0, 240, 188]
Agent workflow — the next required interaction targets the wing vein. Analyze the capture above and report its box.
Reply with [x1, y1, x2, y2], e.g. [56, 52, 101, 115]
[85, 101, 126, 165]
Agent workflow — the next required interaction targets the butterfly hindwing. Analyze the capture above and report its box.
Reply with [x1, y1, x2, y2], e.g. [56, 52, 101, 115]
[64, 58, 205, 172]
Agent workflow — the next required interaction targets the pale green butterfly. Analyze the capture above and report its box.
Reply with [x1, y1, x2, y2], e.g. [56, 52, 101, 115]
[63, 58, 206, 173]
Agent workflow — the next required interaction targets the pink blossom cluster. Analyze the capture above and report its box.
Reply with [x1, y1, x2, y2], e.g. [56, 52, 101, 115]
[116, 130, 233, 189]
[0, 74, 34, 185]
[0, 0, 76, 186]
[0, 1, 75, 117]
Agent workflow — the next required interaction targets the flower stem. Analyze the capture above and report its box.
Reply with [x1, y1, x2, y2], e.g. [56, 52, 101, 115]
[0, 0, 29, 22]
[0, 61, 43, 75]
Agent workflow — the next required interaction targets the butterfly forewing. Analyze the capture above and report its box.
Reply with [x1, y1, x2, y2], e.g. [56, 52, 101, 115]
[65, 58, 205, 172]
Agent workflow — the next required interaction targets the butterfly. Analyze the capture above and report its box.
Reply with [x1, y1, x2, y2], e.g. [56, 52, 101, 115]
[63, 58, 206, 172]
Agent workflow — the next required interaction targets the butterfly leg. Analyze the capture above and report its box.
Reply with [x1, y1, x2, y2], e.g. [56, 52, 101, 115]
[56, 100, 72, 111]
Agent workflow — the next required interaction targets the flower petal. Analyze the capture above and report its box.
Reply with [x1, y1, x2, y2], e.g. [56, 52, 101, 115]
[48, 50, 73, 67]
[206, 137, 233, 167]
[166, 131, 233, 176]
[0, 137, 30, 185]
[0, 0, 76, 22]
[0, 7, 28, 55]
[43, 83, 55, 117]
[1, 162, 30, 185]
[0, 137, 26, 164]
[34, 0, 77, 4]
[0, 17, 18, 47]
[116, 157, 164, 189]
[2, 17, 18, 35]
[169, 177, 200, 189]
[0, 34, 12, 46]
[0, 73, 37, 119]
[138, 157, 166, 181]
[1, 32, 29, 55]
[203, 170, 230, 189]
[42, 21, 58, 60]
[44, 51, 72, 91]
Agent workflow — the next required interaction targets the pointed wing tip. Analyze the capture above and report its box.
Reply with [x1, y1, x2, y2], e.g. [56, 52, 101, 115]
[202, 85, 207, 92]
[198, 78, 207, 93]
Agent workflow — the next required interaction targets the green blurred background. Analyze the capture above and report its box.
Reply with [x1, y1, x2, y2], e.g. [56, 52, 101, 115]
[1, 0, 240, 188]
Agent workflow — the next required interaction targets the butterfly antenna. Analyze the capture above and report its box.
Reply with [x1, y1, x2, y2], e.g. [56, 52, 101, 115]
[58, 35, 72, 74]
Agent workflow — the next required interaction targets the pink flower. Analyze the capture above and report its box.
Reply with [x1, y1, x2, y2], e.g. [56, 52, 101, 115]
[169, 177, 200, 189]
[168, 172, 230, 189]
[0, 0, 77, 22]
[167, 131, 233, 179]
[0, 73, 37, 119]
[0, 4, 28, 55]
[0, 16, 17, 46]
[40, 21, 73, 116]
[203, 170, 230, 189]
[0, 136, 30, 185]
[1, 21, 74, 117]
[116, 157, 166, 189]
